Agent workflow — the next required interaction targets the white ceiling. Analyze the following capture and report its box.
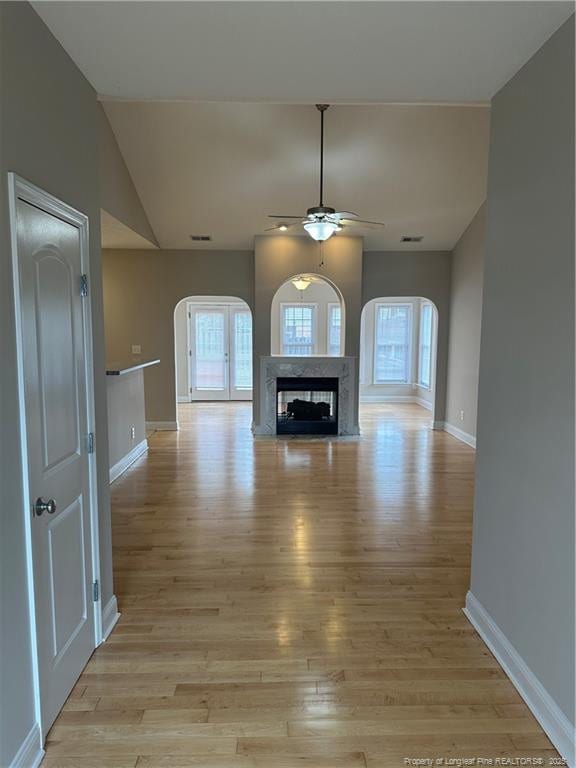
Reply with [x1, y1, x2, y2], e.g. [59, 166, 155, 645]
[103, 101, 490, 250]
[34, 2, 573, 103]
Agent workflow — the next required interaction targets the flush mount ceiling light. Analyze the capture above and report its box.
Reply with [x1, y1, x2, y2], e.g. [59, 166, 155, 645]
[291, 276, 313, 291]
[266, 105, 386, 242]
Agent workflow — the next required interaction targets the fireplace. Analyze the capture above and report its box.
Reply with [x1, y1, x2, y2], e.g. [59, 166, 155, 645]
[255, 357, 359, 436]
[276, 377, 338, 435]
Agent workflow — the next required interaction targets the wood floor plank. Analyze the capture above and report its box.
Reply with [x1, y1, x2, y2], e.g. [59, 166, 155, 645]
[136, 756, 367, 767]
[42, 404, 558, 766]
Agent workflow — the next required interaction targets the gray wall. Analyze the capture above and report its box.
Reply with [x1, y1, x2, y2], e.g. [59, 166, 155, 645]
[445, 204, 485, 438]
[0, 3, 113, 764]
[253, 235, 363, 430]
[97, 104, 158, 247]
[103, 249, 254, 423]
[471, 16, 575, 728]
[362, 251, 451, 422]
[107, 370, 147, 470]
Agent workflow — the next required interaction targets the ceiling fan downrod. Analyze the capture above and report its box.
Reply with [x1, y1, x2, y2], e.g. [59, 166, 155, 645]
[317, 104, 329, 208]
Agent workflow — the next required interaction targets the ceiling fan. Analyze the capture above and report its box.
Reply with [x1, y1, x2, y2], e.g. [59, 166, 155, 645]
[266, 104, 385, 242]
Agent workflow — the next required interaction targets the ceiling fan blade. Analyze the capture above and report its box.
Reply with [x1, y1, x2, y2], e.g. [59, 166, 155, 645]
[340, 218, 386, 228]
[333, 211, 359, 219]
[265, 221, 302, 232]
[267, 215, 305, 219]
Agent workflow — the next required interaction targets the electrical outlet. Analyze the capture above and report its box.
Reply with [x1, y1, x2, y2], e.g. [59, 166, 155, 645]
[131, 344, 141, 355]
[459, 409, 465, 421]
[130, 426, 135, 440]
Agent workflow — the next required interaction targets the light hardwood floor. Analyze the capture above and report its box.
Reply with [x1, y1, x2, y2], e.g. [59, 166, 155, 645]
[42, 403, 558, 767]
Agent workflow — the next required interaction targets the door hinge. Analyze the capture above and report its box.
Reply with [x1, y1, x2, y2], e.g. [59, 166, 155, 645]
[188, 312, 191, 319]
[93, 580, 99, 602]
[189, 349, 192, 357]
[80, 274, 88, 297]
[87, 432, 95, 454]
[190, 387, 193, 394]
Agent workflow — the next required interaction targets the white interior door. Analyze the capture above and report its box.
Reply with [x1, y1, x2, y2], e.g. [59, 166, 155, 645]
[15, 194, 96, 735]
[190, 307, 230, 400]
[189, 304, 253, 401]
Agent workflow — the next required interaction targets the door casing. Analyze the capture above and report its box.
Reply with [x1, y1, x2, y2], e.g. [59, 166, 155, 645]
[8, 173, 102, 738]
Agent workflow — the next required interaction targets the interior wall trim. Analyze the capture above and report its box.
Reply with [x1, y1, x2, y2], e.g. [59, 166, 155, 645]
[464, 592, 575, 766]
[359, 394, 434, 412]
[109, 439, 148, 484]
[101, 595, 121, 641]
[146, 421, 179, 431]
[441, 420, 477, 448]
[8, 723, 43, 768]
[360, 394, 419, 404]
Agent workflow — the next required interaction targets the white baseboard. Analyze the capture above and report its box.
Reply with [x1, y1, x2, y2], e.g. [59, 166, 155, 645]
[464, 592, 575, 766]
[146, 421, 178, 431]
[441, 420, 477, 448]
[101, 595, 121, 641]
[360, 394, 421, 404]
[360, 393, 433, 411]
[9, 723, 43, 768]
[177, 395, 191, 403]
[109, 438, 148, 484]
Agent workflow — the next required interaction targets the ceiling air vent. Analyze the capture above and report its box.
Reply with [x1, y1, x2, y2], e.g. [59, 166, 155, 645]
[189, 234, 212, 242]
[401, 235, 423, 243]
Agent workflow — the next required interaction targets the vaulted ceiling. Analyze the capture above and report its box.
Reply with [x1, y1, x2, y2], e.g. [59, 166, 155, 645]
[102, 101, 490, 250]
[32, 1, 573, 251]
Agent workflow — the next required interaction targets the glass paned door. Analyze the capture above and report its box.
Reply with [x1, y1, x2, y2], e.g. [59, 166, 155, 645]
[230, 308, 253, 400]
[191, 308, 229, 400]
[189, 305, 252, 401]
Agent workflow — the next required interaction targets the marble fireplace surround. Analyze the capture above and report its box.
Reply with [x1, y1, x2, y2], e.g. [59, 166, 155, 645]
[253, 356, 360, 436]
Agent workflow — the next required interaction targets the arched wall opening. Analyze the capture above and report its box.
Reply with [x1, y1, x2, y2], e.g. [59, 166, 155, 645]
[270, 274, 346, 357]
[174, 295, 253, 407]
[360, 296, 439, 422]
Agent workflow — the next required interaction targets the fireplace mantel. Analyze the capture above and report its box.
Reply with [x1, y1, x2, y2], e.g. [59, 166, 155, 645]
[253, 356, 359, 436]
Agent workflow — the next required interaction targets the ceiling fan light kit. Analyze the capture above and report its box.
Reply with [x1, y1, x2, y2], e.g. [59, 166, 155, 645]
[303, 219, 338, 242]
[267, 104, 385, 242]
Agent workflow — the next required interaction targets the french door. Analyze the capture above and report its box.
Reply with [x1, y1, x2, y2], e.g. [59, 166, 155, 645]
[189, 304, 252, 400]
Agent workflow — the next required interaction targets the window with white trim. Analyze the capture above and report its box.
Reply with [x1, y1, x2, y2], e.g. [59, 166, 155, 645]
[327, 304, 342, 356]
[418, 302, 433, 389]
[281, 304, 316, 356]
[373, 303, 412, 383]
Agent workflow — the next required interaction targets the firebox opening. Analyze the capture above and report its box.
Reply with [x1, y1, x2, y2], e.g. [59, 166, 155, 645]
[276, 377, 338, 435]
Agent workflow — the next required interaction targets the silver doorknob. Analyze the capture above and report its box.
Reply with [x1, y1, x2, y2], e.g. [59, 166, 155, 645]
[35, 498, 56, 516]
